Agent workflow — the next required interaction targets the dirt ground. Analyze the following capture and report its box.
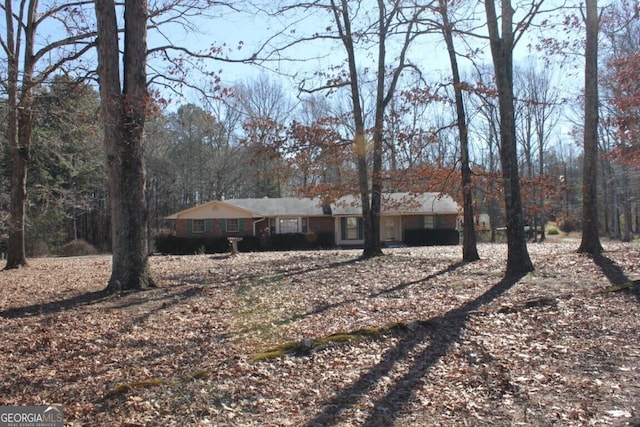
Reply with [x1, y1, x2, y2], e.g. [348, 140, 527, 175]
[0, 240, 639, 426]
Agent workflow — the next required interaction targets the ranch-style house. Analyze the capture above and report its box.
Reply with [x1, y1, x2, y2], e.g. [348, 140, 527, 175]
[165, 192, 460, 248]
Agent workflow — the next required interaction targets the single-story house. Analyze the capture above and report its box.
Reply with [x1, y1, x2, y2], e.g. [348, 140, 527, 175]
[165, 192, 460, 248]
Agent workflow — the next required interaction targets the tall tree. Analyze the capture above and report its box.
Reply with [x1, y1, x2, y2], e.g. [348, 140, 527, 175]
[269, 0, 426, 257]
[514, 61, 560, 242]
[233, 75, 295, 198]
[1, 0, 95, 268]
[578, 0, 603, 254]
[331, 0, 422, 257]
[94, 0, 156, 292]
[437, 0, 480, 262]
[28, 76, 106, 252]
[483, 0, 536, 276]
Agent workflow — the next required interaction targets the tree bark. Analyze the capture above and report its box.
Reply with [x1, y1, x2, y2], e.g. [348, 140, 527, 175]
[439, 0, 480, 262]
[4, 0, 37, 269]
[578, 0, 603, 254]
[484, 0, 534, 276]
[95, 0, 156, 292]
[332, 0, 381, 258]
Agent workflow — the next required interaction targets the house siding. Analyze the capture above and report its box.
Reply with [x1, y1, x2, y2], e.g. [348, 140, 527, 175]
[175, 216, 335, 239]
[402, 214, 457, 230]
[309, 217, 334, 234]
[175, 218, 251, 237]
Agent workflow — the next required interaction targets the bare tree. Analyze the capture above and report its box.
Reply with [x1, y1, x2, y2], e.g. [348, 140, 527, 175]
[271, 0, 427, 257]
[483, 0, 538, 276]
[437, 0, 480, 262]
[578, 0, 603, 254]
[514, 61, 560, 242]
[231, 74, 296, 197]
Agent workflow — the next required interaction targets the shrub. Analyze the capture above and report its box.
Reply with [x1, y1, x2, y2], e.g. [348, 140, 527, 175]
[26, 239, 49, 258]
[547, 226, 560, 235]
[59, 239, 99, 257]
[404, 229, 459, 246]
[153, 232, 334, 255]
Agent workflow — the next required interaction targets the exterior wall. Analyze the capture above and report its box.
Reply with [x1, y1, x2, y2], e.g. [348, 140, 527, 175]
[309, 217, 334, 234]
[402, 214, 457, 230]
[174, 212, 459, 244]
[402, 215, 423, 230]
[439, 214, 458, 229]
[175, 216, 335, 238]
[174, 218, 252, 238]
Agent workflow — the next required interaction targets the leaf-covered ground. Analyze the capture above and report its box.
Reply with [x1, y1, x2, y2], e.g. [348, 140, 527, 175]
[1, 240, 639, 426]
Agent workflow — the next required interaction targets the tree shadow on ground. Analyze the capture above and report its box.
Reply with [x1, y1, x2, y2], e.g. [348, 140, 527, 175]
[305, 273, 524, 427]
[0, 283, 205, 320]
[591, 253, 640, 301]
[274, 261, 468, 327]
[0, 289, 111, 319]
[371, 261, 466, 297]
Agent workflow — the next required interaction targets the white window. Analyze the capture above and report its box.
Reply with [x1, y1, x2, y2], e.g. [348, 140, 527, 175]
[226, 218, 239, 232]
[346, 217, 360, 240]
[192, 219, 205, 233]
[424, 215, 435, 229]
[279, 218, 299, 234]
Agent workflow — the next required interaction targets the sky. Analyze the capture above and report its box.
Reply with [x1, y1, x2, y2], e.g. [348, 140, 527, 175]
[143, 0, 584, 105]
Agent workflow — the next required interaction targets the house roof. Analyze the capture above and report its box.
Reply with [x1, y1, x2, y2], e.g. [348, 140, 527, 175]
[331, 192, 459, 215]
[165, 192, 459, 219]
[225, 197, 327, 217]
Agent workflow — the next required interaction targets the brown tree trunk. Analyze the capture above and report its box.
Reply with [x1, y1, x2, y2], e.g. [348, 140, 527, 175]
[5, 145, 28, 269]
[4, 0, 37, 269]
[6, 106, 34, 268]
[95, 0, 156, 292]
[332, 0, 382, 258]
[578, 0, 603, 254]
[484, 0, 534, 276]
[440, 0, 480, 262]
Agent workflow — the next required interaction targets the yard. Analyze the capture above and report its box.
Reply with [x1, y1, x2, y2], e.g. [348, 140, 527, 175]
[0, 240, 639, 426]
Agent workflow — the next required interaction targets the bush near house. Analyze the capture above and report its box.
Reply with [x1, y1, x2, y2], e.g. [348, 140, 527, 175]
[404, 229, 459, 246]
[154, 234, 258, 255]
[262, 232, 335, 251]
[154, 232, 335, 255]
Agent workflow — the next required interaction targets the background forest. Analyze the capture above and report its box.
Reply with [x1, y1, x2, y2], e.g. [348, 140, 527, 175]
[1, 0, 639, 257]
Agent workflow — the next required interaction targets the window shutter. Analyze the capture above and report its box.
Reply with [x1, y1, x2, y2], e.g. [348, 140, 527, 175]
[220, 219, 227, 232]
[187, 219, 193, 233]
[357, 218, 363, 240]
[419, 216, 425, 228]
[205, 219, 212, 232]
[239, 218, 245, 232]
[436, 215, 442, 229]
[341, 218, 346, 240]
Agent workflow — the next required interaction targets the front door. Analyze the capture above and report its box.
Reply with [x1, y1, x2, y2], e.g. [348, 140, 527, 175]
[382, 216, 401, 241]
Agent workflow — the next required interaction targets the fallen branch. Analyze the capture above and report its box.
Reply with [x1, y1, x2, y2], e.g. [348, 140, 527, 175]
[595, 280, 640, 295]
[103, 370, 211, 400]
[251, 320, 433, 362]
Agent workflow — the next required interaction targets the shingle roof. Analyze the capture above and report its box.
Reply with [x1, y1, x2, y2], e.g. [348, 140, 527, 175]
[225, 197, 327, 217]
[226, 192, 458, 216]
[330, 192, 459, 215]
[166, 192, 459, 219]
